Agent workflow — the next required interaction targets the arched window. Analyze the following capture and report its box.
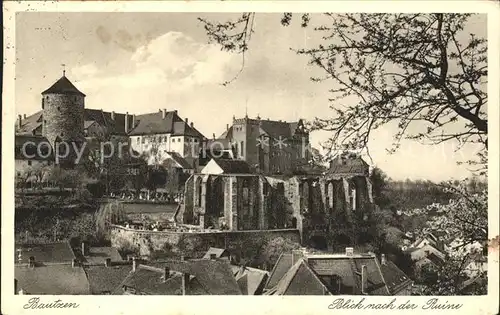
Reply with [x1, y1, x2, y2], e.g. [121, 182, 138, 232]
[327, 182, 334, 209]
[195, 177, 202, 207]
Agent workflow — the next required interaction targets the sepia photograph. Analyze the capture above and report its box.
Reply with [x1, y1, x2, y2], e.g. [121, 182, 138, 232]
[2, 1, 499, 314]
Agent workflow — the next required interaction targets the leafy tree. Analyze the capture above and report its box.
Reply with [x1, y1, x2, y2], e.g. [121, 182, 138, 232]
[260, 236, 301, 270]
[199, 13, 487, 171]
[369, 167, 391, 208]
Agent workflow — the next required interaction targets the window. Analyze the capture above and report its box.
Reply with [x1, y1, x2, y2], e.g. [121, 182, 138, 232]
[57, 106, 60, 111]
[158, 136, 162, 143]
[28, 161, 32, 166]
[350, 187, 356, 211]
[141, 137, 145, 144]
[136, 137, 140, 144]
[194, 139, 198, 143]
[172, 138, 175, 143]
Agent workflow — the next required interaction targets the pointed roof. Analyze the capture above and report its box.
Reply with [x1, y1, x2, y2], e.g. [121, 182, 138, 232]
[42, 75, 86, 96]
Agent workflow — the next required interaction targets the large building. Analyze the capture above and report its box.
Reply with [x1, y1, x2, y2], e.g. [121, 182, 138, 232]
[215, 115, 310, 175]
[15, 74, 206, 172]
[179, 153, 374, 250]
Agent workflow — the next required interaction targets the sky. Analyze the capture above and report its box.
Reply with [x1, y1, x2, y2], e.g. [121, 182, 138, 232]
[15, 12, 487, 182]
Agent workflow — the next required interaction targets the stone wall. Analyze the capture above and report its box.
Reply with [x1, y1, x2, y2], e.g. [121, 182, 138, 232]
[42, 93, 85, 146]
[110, 225, 300, 262]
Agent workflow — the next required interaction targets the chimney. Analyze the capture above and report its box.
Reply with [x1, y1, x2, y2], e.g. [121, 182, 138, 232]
[226, 124, 229, 131]
[105, 258, 111, 267]
[212, 133, 215, 140]
[132, 114, 136, 129]
[162, 109, 167, 119]
[132, 257, 137, 272]
[185, 118, 189, 125]
[381, 254, 386, 265]
[190, 122, 194, 128]
[361, 265, 368, 294]
[23, 114, 27, 119]
[209, 253, 217, 260]
[81, 242, 88, 256]
[17, 115, 22, 130]
[72, 259, 78, 268]
[28, 256, 35, 268]
[125, 112, 129, 133]
[111, 111, 115, 120]
[181, 272, 189, 295]
[345, 247, 354, 257]
[163, 267, 170, 282]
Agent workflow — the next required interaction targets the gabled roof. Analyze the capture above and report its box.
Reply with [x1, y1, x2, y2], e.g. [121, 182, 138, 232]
[379, 260, 412, 295]
[265, 253, 294, 290]
[164, 152, 193, 170]
[205, 158, 252, 174]
[83, 247, 123, 265]
[266, 259, 330, 295]
[202, 247, 230, 259]
[84, 264, 132, 294]
[15, 112, 43, 135]
[307, 255, 390, 295]
[116, 264, 207, 295]
[128, 111, 205, 138]
[15, 264, 90, 295]
[15, 242, 76, 264]
[42, 75, 86, 96]
[327, 154, 369, 176]
[149, 259, 242, 295]
[232, 265, 269, 295]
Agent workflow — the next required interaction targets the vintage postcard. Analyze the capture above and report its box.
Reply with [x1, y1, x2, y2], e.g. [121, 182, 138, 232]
[2, 1, 499, 314]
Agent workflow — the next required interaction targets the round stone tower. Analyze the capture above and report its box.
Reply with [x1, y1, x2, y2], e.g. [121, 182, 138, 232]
[41, 73, 85, 147]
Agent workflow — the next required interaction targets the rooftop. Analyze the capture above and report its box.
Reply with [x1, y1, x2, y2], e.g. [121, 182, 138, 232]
[15, 241, 76, 265]
[42, 75, 86, 96]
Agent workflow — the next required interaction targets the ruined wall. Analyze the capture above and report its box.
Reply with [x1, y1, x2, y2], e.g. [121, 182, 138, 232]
[110, 225, 300, 262]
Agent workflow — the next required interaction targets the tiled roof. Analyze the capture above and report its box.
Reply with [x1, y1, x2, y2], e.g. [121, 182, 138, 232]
[15, 112, 43, 135]
[149, 259, 242, 295]
[84, 264, 132, 294]
[15, 264, 90, 294]
[265, 253, 293, 290]
[232, 265, 269, 295]
[117, 264, 206, 295]
[220, 118, 306, 140]
[15, 242, 76, 264]
[268, 259, 330, 295]
[83, 247, 123, 265]
[379, 260, 412, 294]
[210, 158, 252, 174]
[42, 75, 86, 96]
[202, 247, 230, 259]
[327, 155, 369, 176]
[128, 111, 205, 138]
[15, 109, 133, 136]
[164, 152, 193, 169]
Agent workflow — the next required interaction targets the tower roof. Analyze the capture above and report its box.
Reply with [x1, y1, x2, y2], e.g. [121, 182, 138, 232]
[42, 75, 86, 96]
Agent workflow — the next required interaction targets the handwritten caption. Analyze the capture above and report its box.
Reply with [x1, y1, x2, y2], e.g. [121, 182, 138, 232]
[23, 297, 79, 309]
[329, 298, 463, 310]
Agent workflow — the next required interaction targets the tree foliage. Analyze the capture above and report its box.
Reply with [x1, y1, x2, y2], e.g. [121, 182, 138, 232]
[199, 13, 487, 171]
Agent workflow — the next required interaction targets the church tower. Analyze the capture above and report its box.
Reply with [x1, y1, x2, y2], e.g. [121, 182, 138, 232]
[41, 72, 85, 147]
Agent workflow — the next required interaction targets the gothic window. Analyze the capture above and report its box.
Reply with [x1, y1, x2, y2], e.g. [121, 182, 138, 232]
[350, 184, 357, 211]
[196, 177, 203, 207]
[328, 182, 334, 209]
